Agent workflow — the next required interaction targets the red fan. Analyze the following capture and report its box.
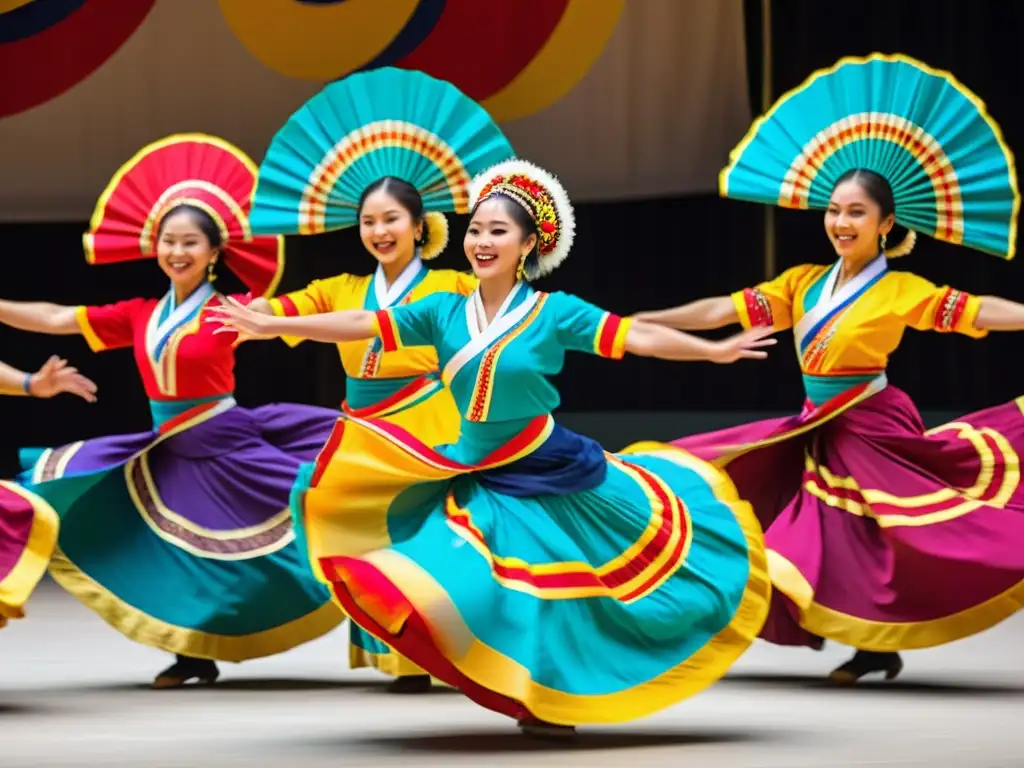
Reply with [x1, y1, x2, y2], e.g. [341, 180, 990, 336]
[83, 133, 285, 297]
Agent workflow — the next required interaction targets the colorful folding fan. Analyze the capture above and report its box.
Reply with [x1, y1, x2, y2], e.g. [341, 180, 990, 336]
[721, 53, 1019, 259]
[84, 133, 285, 296]
[249, 66, 516, 260]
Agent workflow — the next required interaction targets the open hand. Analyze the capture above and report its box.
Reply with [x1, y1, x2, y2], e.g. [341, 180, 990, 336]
[205, 295, 277, 346]
[30, 355, 98, 402]
[709, 325, 776, 364]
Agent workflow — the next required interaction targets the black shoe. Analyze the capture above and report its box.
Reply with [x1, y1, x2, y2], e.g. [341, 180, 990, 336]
[828, 650, 903, 685]
[385, 674, 432, 693]
[152, 655, 220, 689]
[517, 716, 576, 740]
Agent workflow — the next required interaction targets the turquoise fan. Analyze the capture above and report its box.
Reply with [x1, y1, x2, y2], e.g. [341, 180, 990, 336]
[721, 53, 1020, 259]
[250, 67, 516, 236]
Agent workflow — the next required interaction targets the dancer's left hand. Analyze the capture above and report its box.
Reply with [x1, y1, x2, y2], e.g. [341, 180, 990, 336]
[29, 355, 98, 402]
[709, 325, 776, 363]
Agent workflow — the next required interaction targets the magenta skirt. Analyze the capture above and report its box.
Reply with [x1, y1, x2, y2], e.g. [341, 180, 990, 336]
[667, 384, 1024, 652]
[0, 482, 58, 621]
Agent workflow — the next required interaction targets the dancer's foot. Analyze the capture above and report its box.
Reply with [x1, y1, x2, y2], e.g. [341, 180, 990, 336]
[385, 674, 432, 694]
[828, 650, 903, 685]
[518, 715, 576, 739]
[152, 655, 220, 689]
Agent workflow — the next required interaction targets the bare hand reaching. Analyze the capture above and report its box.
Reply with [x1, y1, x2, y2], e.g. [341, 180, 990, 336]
[708, 325, 777, 364]
[205, 296, 277, 346]
[29, 355, 98, 402]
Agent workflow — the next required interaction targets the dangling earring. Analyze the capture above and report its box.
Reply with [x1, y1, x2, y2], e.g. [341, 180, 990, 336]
[516, 253, 528, 281]
[880, 233, 888, 253]
[207, 258, 218, 282]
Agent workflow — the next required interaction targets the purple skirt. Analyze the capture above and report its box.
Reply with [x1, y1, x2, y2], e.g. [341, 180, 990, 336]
[672, 385, 1024, 652]
[18, 401, 345, 661]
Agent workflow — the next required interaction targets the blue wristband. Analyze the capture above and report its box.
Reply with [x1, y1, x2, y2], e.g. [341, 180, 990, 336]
[23, 372, 32, 396]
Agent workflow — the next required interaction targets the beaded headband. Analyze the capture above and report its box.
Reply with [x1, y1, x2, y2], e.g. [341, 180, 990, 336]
[469, 159, 575, 280]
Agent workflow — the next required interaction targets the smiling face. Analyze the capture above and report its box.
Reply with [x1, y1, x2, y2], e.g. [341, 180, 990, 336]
[824, 177, 895, 263]
[464, 196, 537, 281]
[156, 206, 219, 291]
[358, 188, 422, 268]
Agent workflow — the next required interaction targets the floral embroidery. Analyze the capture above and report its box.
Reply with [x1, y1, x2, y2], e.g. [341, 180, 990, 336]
[936, 288, 968, 332]
[743, 287, 774, 327]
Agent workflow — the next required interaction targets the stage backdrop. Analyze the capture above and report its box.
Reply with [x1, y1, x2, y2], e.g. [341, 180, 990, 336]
[0, 0, 751, 220]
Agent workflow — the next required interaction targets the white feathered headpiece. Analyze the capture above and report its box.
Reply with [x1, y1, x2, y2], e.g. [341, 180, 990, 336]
[468, 159, 576, 280]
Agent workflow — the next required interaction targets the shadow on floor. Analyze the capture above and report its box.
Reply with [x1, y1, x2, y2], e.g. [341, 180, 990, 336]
[722, 672, 1024, 697]
[41, 677, 390, 695]
[208, 678, 390, 693]
[0, 702, 56, 717]
[348, 727, 777, 754]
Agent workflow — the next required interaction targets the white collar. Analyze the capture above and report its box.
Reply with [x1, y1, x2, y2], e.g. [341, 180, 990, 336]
[467, 281, 525, 338]
[374, 255, 424, 310]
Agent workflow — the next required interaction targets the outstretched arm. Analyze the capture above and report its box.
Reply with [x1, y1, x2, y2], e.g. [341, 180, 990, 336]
[625, 320, 775, 363]
[975, 296, 1024, 331]
[240, 276, 354, 346]
[637, 267, 809, 333]
[897, 277, 1023, 337]
[0, 356, 97, 401]
[0, 300, 80, 335]
[633, 296, 739, 331]
[553, 293, 775, 364]
[207, 297, 377, 345]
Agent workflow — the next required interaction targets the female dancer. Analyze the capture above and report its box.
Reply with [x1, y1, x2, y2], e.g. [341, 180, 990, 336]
[0, 134, 342, 687]
[0, 355, 96, 628]
[243, 67, 515, 692]
[210, 158, 774, 737]
[635, 53, 1024, 683]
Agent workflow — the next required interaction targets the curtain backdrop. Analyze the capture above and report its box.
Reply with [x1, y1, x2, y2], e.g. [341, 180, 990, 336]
[0, 0, 751, 220]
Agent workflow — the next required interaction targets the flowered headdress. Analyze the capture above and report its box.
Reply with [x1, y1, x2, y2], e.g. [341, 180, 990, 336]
[720, 53, 1019, 260]
[83, 133, 284, 296]
[469, 159, 576, 280]
[249, 67, 515, 261]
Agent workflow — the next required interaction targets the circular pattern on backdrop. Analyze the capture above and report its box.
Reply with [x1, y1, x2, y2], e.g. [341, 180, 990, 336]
[0, 0, 37, 13]
[218, 0, 428, 81]
[0, 0, 154, 118]
[364, 0, 568, 101]
[0, 0, 84, 43]
[351, 0, 446, 72]
[479, 0, 625, 122]
[219, 0, 624, 122]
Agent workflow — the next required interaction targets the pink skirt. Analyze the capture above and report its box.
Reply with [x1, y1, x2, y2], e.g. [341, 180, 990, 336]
[666, 384, 1024, 652]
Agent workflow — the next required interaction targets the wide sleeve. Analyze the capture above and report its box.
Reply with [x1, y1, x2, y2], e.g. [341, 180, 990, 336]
[268, 274, 350, 317]
[730, 265, 809, 331]
[75, 298, 145, 352]
[892, 272, 988, 338]
[551, 292, 633, 359]
[268, 275, 353, 348]
[375, 293, 446, 352]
